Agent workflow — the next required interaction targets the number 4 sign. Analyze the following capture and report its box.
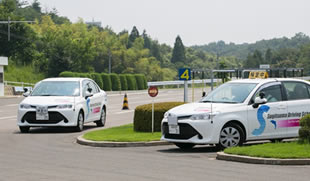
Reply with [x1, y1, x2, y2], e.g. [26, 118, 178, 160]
[179, 68, 191, 80]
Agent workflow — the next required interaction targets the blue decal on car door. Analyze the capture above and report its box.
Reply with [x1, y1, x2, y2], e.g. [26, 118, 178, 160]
[252, 105, 270, 136]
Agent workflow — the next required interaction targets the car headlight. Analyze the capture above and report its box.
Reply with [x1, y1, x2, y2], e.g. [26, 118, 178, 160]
[20, 104, 32, 109]
[190, 113, 211, 120]
[57, 104, 73, 109]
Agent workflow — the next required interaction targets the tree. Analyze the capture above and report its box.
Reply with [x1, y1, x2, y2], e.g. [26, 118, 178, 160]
[142, 30, 151, 49]
[264, 48, 272, 64]
[171, 35, 186, 65]
[128, 26, 139, 48]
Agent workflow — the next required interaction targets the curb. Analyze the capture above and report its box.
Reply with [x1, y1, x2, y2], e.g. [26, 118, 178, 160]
[216, 152, 310, 165]
[77, 135, 172, 147]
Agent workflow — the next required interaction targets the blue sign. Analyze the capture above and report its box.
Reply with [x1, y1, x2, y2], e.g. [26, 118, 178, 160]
[179, 68, 191, 80]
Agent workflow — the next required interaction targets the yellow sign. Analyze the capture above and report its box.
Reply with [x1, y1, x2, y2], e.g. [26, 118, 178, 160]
[249, 71, 269, 79]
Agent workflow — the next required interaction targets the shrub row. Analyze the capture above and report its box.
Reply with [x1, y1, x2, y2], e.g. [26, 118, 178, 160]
[59, 71, 147, 91]
[299, 114, 310, 143]
[133, 102, 185, 132]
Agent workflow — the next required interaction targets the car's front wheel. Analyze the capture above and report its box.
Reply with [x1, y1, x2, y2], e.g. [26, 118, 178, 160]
[217, 123, 244, 150]
[174, 143, 195, 150]
[95, 108, 106, 127]
[75, 111, 84, 132]
[19, 126, 30, 133]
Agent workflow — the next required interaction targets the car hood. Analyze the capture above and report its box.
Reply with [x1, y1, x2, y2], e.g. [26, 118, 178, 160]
[167, 102, 238, 116]
[21, 96, 76, 106]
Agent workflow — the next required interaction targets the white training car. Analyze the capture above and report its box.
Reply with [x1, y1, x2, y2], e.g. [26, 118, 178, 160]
[161, 78, 310, 149]
[17, 78, 107, 133]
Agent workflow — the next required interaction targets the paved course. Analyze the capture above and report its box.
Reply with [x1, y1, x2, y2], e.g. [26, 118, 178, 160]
[0, 88, 310, 181]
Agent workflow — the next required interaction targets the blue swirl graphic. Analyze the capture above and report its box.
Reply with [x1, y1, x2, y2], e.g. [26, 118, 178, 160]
[252, 105, 270, 136]
[270, 120, 277, 129]
[86, 98, 90, 118]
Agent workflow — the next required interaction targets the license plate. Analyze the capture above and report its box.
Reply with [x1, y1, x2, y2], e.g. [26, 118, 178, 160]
[168, 125, 180, 134]
[36, 106, 49, 120]
[168, 115, 178, 125]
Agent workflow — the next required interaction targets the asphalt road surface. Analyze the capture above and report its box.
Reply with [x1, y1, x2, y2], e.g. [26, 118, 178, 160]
[0, 88, 309, 181]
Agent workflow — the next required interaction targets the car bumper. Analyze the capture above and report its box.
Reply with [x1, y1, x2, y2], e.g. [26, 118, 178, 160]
[17, 108, 78, 127]
[161, 118, 220, 144]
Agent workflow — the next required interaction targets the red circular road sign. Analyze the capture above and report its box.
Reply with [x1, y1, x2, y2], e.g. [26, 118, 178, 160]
[148, 86, 158, 97]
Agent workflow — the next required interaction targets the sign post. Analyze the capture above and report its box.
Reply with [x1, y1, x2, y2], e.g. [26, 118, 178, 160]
[179, 68, 191, 102]
[0, 57, 8, 97]
[148, 86, 158, 133]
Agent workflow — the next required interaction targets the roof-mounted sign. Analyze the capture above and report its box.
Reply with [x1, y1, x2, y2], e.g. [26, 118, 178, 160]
[249, 71, 269, 79]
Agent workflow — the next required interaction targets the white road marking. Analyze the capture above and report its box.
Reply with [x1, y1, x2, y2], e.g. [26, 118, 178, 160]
[113, 110, 134, 114]
[0, 116, 17, 120]
[7, 104, 19, 107]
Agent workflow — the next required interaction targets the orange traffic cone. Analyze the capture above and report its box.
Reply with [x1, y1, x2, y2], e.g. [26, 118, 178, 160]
[122, 93, 129, 110]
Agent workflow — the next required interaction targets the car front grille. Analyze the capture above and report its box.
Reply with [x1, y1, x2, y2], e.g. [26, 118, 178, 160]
[22, 111, 68, 124]
[162, 122, 201, 140]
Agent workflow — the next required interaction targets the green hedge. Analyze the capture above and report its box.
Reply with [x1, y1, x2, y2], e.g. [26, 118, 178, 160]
[134, 74, 147, 90]
[110, 73, 121, 91]
[58, 71, 147, 91]
[125, 74, 137, 90]
[91, 73, 103, 89]
[119, 74, 128, 91]
[133, 102, 185, 132]
[101, 73, 112, 91]
[299, 114, 310, 143]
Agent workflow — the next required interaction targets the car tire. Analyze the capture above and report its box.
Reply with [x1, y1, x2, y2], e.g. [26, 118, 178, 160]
[95, 108, 106, 127]
[19, 126, 30, 133]
[217, 123, 244, 150]
[174, 143, 195, 150]
[75, 111, 84, 132]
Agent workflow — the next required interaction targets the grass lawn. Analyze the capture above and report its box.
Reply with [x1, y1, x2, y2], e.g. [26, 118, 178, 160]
[83, 124, 162, 142]
[224, 142, 310, 159]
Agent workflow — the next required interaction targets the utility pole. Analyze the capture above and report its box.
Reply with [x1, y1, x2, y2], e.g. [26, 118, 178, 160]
[108, 49, 112, 74]
[0, 17, 34, 41]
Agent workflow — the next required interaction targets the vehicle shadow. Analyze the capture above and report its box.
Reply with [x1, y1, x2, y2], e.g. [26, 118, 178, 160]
[14, 125, 98, 134]
[158, 145, 220, 153]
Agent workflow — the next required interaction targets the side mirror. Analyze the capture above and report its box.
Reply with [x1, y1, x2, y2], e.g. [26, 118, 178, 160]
[23, 88, 30, 97]
[85, 90, 93, 99]
[202, 91, 206, 97]
[252, 97, 267, 108]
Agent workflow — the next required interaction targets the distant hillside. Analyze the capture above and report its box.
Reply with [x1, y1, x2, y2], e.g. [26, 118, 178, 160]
[191, 33, 310, 60]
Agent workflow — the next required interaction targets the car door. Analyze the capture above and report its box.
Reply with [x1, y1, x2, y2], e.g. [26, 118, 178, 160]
[82, 80, 96, 122]
[88, 80, 104, 121]
[247, 82, 287, 140]
[282, 81, 310, 137]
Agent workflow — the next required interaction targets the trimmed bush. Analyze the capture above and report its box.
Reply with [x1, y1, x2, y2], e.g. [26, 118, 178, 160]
[134, 74, 147, 90]
[143, 75, 147, 89]
[101, 73, 112, 91]
[59, 71, 74, 77]
[90, 73, 103, 89]
[134, 102, 185, 132]
[299, 114, 310, 143]
[110, 73, 121, 91]
[125, 74, 137, 90]
[119, 74, 128, 91]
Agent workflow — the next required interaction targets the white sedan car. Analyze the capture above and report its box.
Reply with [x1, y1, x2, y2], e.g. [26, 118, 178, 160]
[17, 78, 107, 133]
[161, 78, 310, 149]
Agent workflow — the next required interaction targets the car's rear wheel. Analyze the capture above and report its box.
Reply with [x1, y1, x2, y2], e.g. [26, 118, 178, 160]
[95, 108, 106, 127]
[75, 111, 84, 132]
[19, 126, 30, 133]
[174, 143, 195, 150]
[217, 123, 244, 150]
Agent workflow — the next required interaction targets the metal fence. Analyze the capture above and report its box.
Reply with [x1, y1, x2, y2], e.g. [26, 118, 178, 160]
[4, 81, 35, 87]
[147, 79, 221, 88]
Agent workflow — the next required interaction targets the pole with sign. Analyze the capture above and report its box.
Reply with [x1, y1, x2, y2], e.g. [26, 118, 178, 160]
[179, 68, 191, 102]
[148, 86, 158, 133]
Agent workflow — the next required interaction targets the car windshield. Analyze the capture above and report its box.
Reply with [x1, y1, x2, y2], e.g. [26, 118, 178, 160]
[200, 83, 257, 103]
[31, 81, 80, 96]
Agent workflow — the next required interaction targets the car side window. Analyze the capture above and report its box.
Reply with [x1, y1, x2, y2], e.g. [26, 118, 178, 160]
[89, 81, 99, 94]
[283, 82, 310, 100]
[82, 80, 90, 97]
[255, 85, 283, 103]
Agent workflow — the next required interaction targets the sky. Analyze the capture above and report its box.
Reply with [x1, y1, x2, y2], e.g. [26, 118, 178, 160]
[36, 0, 310, 46]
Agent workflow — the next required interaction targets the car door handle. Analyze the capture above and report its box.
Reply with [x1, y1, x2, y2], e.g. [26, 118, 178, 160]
[277, 105, 286, 109]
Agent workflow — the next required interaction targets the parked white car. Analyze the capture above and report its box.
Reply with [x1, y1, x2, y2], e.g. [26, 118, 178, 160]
[161, 78, 310, 149]
[17, 78, 107, 133]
